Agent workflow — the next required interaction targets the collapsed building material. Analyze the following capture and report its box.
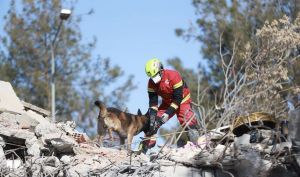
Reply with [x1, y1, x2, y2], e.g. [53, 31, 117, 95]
[21, 101, 51, 118]
[0, 80, 300, 177]
[57, 121, 90, 143]
[23, 109, 50, 124]
[0, 137, 6, 167]
[233, 112, 276, 136]
[0, 81, 25, 115]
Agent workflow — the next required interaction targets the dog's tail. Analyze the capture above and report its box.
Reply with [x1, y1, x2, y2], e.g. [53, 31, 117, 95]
[94, 100, 107, 117]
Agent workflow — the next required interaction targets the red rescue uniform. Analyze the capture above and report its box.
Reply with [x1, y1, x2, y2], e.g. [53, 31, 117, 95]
[147, 69, 197, 126]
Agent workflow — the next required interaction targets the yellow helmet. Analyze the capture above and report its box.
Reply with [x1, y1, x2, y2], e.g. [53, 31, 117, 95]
[145, 58, 163, 77]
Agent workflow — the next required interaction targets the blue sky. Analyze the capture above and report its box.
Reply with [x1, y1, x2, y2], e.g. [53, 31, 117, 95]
[0, 0, 203, 114]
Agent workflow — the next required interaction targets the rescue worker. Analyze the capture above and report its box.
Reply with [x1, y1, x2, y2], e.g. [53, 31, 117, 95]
[144, 58, 200, 146]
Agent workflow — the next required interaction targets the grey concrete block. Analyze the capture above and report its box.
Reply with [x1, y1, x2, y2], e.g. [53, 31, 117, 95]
[0, 81, 24, 114]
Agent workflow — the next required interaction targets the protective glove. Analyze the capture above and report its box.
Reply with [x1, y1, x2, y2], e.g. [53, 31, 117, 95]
[149, 108, 157, 129]
[149, 108, 157, 118]
[146, 108, 158, 136]
[156, 113, 169, 127]
[147, 121, 158, 136]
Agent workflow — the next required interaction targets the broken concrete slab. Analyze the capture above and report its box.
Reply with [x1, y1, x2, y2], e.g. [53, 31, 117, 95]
[29, 156, 61, 177]
[56, 121, 90, 143]
[0, 81, 24, 114]
[0, 136, 5, 147]
[23, 110, 48, 125]
[56, 121, 76, 134]
[158, 163, 206, 177]
[49, 138, 75, 153]
[35, 122, 60, 137]
[62, 153, 119, 177]
[0, 127, 36, 141]
[66, 168, 81, 177]
[0, 112, 21, 129]
[0, 137, 6, 167]
[26, 136, 41, 157]
[37, 156, 60, 167]
[234, 134, 251, 149]
[42, 133, 76, 153]
[0, 126, 36, 147]
[21, 101, 51, 118]
[0, 147, 6, 167]
[6, 159, 22, 169]
[69, 163, 91, 177]
[0, 111, 40, 130]
[60, 155, 72, 164]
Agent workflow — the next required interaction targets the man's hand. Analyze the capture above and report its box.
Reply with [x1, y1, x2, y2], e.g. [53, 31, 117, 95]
[149, 108, 157, 125]
[147, 110, 170, 136]
[149, 108, 157, 128]
[147, 108, 158, 136]
[147, 122, 158, 136]
[147, 119, 161, 136]
[156, 113, 169, 126]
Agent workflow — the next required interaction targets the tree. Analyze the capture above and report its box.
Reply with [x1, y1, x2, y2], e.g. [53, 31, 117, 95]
[0, 0, 136, 136]
[173, 0, 300, 106]
[215, 15, 300, 127]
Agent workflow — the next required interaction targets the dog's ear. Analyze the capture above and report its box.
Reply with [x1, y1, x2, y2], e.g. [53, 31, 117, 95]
[137, 109, 142, 116]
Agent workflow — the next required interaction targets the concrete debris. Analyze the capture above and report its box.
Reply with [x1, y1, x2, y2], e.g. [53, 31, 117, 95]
[24, 109, 49, 124]
[57, 121, 90, 143]
[234, 134, 251, 148]
[0, 148, 5, 167]
[42, 132, 76, 153]
[0, 80, 299, 177]
[6, 159, 22, 169]
[21, 100, 51, 118]
[25, 136, 41, 157]
[35, 122, 60, 137]
[0, 81, 25, 114]
[60, 155, 72, 164]
[0, 136, 5, 147]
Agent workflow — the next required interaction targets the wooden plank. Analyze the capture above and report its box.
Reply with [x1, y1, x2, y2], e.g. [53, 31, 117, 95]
[21, 101, 51, 117]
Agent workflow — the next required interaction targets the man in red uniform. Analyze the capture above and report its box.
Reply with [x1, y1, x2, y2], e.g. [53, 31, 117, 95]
[144, 58, 200, 145]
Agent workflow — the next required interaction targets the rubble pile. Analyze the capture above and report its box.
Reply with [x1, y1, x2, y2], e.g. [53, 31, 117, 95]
[1, 80, 300, 177]
[153, 112, 300, 177]
[0, 81, 145, 177]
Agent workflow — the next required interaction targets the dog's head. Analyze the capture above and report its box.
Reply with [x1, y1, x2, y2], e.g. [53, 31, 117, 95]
[94, 100, 108, 137]
[136, 108, 152, 134]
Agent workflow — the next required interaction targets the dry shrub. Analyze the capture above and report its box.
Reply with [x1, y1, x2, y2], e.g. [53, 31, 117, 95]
[215, 15, 300, 127]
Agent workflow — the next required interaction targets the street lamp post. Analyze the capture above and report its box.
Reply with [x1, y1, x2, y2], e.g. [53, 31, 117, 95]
[51, 9, 71, 122]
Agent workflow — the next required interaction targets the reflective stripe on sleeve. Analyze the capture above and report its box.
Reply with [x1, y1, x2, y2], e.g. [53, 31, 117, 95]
[181, 93, 191, 104]
[151, 106, 158, 111]
[170, 103, 179, 109]
[148, 88, 155, 92]
[173, 80, 183, 89]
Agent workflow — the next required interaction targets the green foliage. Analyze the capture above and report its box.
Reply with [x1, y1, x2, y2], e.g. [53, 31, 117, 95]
[0, 0, 136, 136]
[174, 0, 300, 105]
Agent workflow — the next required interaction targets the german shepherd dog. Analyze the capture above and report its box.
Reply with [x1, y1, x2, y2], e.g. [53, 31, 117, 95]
[94, 100, 149, 151]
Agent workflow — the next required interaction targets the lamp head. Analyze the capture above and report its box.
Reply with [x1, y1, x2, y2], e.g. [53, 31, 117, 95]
[60, 9, 71, 20]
